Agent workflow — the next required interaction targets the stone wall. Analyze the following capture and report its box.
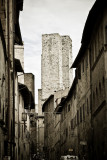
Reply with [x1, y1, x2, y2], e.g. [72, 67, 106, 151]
[41, 33, 72, 101]
[61, 36, 73, 88]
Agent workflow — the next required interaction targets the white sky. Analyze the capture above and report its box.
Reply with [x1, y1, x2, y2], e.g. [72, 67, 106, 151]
[19, 0, 96, 103]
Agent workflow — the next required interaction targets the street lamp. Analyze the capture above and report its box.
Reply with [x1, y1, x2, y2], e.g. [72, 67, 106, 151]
[22, 112, 27, 131]
[22, 112, 27, 121]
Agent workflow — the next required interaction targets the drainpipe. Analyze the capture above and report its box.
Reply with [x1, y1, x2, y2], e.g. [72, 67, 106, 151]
[7, 0, 11, 157]
[7, 0, 15, 159]
[13, 0, 15, 158]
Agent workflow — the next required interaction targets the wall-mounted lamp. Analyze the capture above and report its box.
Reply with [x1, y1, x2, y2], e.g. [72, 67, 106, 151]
[22, 112, 27, 121]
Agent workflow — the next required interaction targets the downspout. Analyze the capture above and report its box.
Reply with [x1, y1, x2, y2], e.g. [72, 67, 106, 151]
[7, 0, 11, 156]
[18, 90, 19, 160]
[13, 0, 15, 159]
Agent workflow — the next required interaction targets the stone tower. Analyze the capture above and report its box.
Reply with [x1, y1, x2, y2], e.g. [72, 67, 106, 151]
[41, 33, 73, 101]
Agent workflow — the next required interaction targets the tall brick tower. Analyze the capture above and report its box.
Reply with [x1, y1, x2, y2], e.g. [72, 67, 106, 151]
[41, 33, 73, 101]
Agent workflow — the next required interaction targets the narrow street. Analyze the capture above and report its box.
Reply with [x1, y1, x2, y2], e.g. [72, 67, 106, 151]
[0, 0, 107, 160]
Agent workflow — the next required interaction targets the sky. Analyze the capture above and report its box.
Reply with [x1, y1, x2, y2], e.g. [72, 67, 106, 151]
[19, 0, 96, 103]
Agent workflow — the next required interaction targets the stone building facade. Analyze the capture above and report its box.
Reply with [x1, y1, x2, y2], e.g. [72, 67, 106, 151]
[0, 0, 24, 159]
[42, 1, 107, 160]
[0, 1, 36, 159]
[72, 0, 107, 159]
[40, 33, 73, 160]
[42, 89, 69, 160]
[41, 33, 72, 101]
[42, 95, 55, 160]
[58, 0, 107, 159]
[0, 13, 7, 160]
[88, 0, 107, 159]
[56, 79, 78, 157]
[15, 46, 35, 160]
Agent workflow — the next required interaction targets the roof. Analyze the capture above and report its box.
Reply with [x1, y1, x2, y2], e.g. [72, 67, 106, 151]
[55, 78, 77, 113]
[72, 0, 107, 68]
[42, 95, 54, 112]
[15, 0, 24, 45]
[15, 58, 24, 73]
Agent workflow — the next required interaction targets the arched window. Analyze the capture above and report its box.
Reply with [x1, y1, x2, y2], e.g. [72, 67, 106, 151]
[93, 92, 95, 106]
[99, 82, 101, 94]
[87, 99, 89, 114]
[96, 87, 98, 98]
[103, 76, 105, 87]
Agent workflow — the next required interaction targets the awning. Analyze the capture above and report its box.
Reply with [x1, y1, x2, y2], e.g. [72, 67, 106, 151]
[18, 83, 30, 109]
[30, 92, 35, 109]
[15, 58, 24, 73]
[18, 83, 35, 109]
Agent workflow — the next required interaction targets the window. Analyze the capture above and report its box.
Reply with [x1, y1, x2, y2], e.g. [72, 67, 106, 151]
[71, 119, 74, 129]
[64, 107, 65, 117]
[90, 95, 91, 111]
[95, 39, 97, 58]
[96, 87, 98, 98]
[66, 128, 68, 137]
[61, 114, 63, 122]
[82, 59, 84, 72]
[66, 104, 67, 113]
[74, 116, 76, 127]
[77, 110, 79, 124]
[75, 68, 78, 80]
[19, 95, 21, 104]
[80, 107, 82, 122]
[1, 0, 3, 6]
[103, 76, 105, 87]
[74, 89, 76, 99]
[19, 146, 20, 154]
[78, 64, 81, 79]
[68, 104, 70, 112]
[76, 114, 77, 125]
[11, 120, 13, 138]
[87, 99, 89, 114]
[22, 125, 23, 139]
[3, 104, 4, 120]
[93, 92, 95, 106]
[83, 104, 85, 120]
[19, 122, 20, 137]
[86, 54, 88, 68]
[99, 82, 101, 94]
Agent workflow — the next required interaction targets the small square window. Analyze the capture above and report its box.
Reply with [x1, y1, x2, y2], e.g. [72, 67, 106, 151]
[68, 104, 70, 112]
